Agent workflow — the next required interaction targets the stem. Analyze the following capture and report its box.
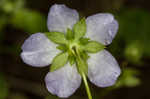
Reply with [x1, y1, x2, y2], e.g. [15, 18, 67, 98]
[82, 73, 93, 99]
[72, 47, 93, 99]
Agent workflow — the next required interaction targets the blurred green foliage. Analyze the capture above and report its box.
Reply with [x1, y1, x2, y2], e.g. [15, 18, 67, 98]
[124, 41, 143, 64]
[0, 73, 9, 99]
[0, 0, 24, 13]
[0, 16, 7, 32]
[0, 0, 47, 55]
[115, 68, 140, 88]
[110, 8, 150, 64]
[11, 9, 47, 33]
[0, 0, 47, 34]
[97, 67, 140, 98]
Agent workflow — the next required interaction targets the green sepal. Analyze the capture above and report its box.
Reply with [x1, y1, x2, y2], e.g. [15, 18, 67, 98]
[79, 37, 90, 45]
[80, 51, 90, 61]
[45, 32, 67, 44]
[56, 45, 67, 52]
[73, 18, 86, 40]
[50, 52, 68, 72]
[66, 28, 74, 40]
[68, 55, 76, 66]
[83, 41, 105, 53]
[76, 57, 88, 76]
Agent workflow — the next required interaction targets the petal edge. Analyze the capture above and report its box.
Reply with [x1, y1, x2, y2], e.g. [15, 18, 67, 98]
[21, 33, 60, 67]
[88, 50, 121, 87]
[86, 13, 119, 45]
[47, 4, 79, 33]
[45, 63, 81, 98]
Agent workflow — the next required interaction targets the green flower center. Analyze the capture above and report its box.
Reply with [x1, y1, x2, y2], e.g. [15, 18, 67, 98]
[45, 18, 105, 74]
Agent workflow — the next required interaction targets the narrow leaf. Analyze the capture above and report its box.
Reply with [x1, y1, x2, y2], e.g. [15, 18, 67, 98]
[83, 41, 105, 53]
[45, 32, 67, 44]
[73, 18, 86, 40]
[50, 52, 68, 72]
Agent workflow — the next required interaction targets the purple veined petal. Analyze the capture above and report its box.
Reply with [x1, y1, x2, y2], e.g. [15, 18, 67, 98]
[45, 63, 81, 98]
[88, 49, 121, 87]
[47, 4, 79, 33]
[86, 13, 119, 45]
[21, 33, 60, 67]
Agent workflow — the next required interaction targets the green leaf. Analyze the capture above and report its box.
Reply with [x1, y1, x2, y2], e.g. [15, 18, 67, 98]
[73, 18, 86, 40]
[46, 32, 67, 44]
[50, 52, 68, 72]
[83, 41, 105, 53]
[66, 28, 74, 40]
[56, 45, 67, 51]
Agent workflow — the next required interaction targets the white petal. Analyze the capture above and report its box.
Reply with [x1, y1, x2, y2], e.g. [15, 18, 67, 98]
[86, 13, 119, 45]
[21, 33, 60, 67]
[47, 4, 79, 33]
[45, 63, 81, 98]
[88, 50, 121, 87]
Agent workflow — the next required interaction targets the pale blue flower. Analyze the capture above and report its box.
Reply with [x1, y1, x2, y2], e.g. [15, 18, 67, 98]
[20, 4, 121, 98]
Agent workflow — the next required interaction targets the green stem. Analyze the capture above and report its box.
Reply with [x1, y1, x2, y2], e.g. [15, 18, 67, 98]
[82, 73, 93, 99]
[72, 47, 93, 99]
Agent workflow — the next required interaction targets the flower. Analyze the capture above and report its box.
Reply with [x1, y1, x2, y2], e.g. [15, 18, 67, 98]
[20, 4, 121, 98]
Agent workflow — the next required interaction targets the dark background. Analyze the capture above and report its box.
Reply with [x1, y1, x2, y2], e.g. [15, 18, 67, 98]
[0, 0, 150, 99]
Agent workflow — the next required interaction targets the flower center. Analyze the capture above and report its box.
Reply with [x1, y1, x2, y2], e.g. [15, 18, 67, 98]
[68, 40, 80, 53]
